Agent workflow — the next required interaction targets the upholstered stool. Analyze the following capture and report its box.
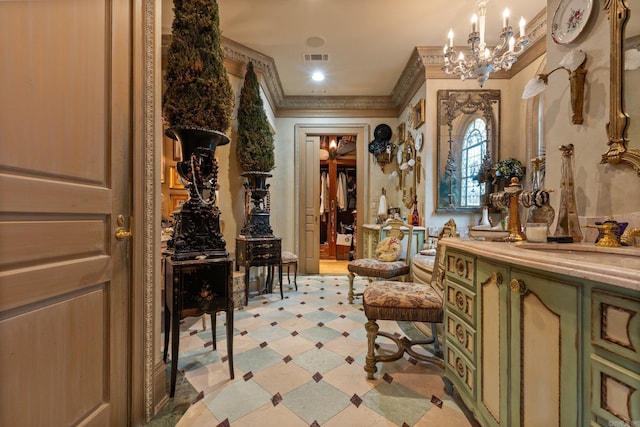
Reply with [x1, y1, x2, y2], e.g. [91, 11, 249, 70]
[362, 280, 444, 379]
[269, 251, 298, 293]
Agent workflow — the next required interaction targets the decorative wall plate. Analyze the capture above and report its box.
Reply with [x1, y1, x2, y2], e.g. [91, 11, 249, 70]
[551, 0, 592, 45]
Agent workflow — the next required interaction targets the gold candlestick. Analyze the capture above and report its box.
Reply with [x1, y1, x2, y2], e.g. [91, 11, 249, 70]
[505, 177, 526, 242]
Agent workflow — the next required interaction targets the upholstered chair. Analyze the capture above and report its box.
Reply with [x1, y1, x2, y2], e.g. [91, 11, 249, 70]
[361, 240, 447, 380]
[347, 218, 413, 304]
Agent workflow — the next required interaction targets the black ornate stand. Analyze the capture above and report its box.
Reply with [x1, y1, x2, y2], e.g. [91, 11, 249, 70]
[163, 254, 234, 397]
[235, 236, 282, 304]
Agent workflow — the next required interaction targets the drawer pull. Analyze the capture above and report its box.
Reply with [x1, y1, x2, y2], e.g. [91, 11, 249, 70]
[455, 291, 465, 311]
[456, 324, 465, 344]
[510, 278, 527, 295]
[455, 258, 465, 277]
[455, 358, 465, 377]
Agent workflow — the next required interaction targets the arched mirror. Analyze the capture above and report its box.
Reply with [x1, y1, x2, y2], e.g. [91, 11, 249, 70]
[436, 89, 501, 212]
[601, 0, 640, 175]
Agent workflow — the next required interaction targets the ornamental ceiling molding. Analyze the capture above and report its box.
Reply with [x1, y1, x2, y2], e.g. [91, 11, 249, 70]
[163, 10, 544, 118]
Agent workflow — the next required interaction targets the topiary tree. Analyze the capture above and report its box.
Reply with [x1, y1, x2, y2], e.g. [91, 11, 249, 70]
[163, 0, 234, 132]
[236, 61, 275, 172]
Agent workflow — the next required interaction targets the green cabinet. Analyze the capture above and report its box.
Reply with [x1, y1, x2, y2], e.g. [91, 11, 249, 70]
[442, 246, 640, 427]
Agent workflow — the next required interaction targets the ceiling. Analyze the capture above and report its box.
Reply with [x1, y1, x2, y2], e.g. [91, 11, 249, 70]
[161, 0, 545, 99]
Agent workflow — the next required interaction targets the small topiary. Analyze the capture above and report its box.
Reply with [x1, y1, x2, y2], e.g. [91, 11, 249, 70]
[236, 62, 275, 172]
[162, 0, 234, 132]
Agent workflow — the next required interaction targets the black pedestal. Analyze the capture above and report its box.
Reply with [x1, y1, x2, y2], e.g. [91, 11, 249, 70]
[163, 255, 234, 397]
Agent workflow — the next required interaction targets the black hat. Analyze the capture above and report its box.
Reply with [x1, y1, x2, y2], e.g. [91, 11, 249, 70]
[374, 124, 392, 142]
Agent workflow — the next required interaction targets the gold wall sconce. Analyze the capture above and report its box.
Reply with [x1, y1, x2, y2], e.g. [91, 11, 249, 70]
[522, 50, 587, 125]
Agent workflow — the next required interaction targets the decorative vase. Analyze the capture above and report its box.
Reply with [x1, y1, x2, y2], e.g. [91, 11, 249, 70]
[241, 171, 274, 238]
[479, 206, 491, 227]
[165, 126, 230, 260]
[553, 144, 583, 242]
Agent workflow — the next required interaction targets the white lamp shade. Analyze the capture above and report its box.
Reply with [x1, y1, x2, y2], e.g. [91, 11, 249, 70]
[522, 76, 546, 99]
[559, 49, 586, 71]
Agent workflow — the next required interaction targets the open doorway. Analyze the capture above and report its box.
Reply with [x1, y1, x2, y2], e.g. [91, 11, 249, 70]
[295, 124, 369, 275]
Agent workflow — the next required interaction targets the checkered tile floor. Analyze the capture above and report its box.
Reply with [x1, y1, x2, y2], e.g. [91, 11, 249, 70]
[172, 275, 473, 426]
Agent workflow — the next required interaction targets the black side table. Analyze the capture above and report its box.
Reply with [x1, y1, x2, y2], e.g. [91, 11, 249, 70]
[163, 255, 234, 397]
[235, 236, 282, 304]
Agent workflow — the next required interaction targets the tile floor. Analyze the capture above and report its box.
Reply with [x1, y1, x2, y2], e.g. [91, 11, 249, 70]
[171, 275, 474, 427]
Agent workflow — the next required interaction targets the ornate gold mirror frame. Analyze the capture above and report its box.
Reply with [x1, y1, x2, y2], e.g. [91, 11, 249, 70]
[601, 0, 640, 175]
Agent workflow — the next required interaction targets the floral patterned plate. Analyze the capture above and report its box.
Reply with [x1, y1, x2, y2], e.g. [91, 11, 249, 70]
[551, 0, 593, 45]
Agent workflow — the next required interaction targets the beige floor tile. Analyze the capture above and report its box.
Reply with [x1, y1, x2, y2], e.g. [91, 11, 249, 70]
[232, 401, 308, 426]
[322, 404, 398, 427]
[325, 315, 368, 333]
[322, 335, 368, 357]
[322, 362, 380, 397]
[414, 403, 473, 426]
[266, 334, 317, 357]
[276, 315, 318, 332]
[251, 361, 314, 395]
[175, 401, 220, 427]
[233, 315, 272, 331]
[184, 363, 236, 395]
[391, 365, 447, 398]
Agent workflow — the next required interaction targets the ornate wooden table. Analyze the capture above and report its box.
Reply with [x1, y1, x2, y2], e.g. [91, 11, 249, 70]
[235, 236, 282, 304]
[163, 255, 234, 397]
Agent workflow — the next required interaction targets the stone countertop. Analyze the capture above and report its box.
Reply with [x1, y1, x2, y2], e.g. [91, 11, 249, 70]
[439, 238, 640, 292]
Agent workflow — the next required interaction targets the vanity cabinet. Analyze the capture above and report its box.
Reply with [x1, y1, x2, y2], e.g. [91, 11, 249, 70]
[441, 242, 640, 427]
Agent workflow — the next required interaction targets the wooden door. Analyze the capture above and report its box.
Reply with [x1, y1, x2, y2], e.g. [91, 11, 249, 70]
[302, 135, 320, 273]
[0, 1, 133, 425]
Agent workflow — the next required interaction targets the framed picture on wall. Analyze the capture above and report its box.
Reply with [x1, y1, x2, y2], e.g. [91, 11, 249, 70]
[169, 194, 188, 214]
[396, 122, 406, 144]
[413, 99, 425, 129]
[169, 166, 184, 189]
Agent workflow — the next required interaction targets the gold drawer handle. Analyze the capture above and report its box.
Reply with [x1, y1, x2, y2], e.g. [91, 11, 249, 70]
[455, 258, 465, 276]
[455, 358, 465, 377]
[455, 291, 465, 311]
[510, 279, 527, 295]
[456, 324, 465, 344]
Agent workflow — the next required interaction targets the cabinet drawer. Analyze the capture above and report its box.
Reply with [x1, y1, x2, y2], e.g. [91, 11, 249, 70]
[445, 311, 476, 362]
[445, 279, 476, 326]
[445, 250, 475, 290]
[446, 343, 476, 400]
[590, 354, 640, 425]
[592, 289, 640, 364]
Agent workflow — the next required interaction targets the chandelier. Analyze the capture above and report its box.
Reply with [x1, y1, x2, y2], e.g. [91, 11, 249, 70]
[443, 0, 530, 87]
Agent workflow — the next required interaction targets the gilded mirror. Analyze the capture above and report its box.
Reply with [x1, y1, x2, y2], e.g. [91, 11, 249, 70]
[601, 0, 640, 175]
[436, 90, 501, 212]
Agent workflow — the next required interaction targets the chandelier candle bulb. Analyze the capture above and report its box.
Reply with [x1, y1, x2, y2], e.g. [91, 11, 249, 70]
[503, 9, 509, 28]
[448, 29, 454, 47]
[471, 14, 478, 33]
[519, 17, 526, 36]
[509, 37, 515, 52]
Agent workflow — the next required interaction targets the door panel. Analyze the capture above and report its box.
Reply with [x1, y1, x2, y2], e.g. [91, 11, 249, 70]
[303, 136, 320, 273]
[0, 1, 132, 425]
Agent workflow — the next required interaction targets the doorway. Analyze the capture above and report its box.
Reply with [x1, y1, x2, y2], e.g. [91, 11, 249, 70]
[295, 124, 370, 275]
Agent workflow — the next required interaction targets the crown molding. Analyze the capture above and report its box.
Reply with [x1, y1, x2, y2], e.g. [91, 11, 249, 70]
[162, 9, 545, 118]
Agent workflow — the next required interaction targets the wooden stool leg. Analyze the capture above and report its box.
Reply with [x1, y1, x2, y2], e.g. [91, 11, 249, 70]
[348, 272, 356, 304]
[293, 261, 297, 290]
[163, 302, 170, 362]
[364, 319, 379, 380]
[431, 322, 440, 356]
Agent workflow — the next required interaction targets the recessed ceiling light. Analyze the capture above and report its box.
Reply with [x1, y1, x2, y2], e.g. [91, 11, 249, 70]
[306, 36, 325, 48]
[312, 71, 325, 82]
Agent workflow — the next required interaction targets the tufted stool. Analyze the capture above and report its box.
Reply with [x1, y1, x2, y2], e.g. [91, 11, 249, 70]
[270, 251, 298, 294]
[363, 280, 444, 379]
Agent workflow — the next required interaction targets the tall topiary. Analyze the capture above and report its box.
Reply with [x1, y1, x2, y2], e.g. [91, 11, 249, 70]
[236, 62, 275, 172]
[163, 0, 234, 132]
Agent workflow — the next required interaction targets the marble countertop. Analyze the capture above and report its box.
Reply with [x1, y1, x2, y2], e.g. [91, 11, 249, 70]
[439, 239, 640, 292]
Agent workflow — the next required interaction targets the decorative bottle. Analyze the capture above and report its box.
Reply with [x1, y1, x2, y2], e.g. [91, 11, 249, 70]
[411, 195, 420, 226]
